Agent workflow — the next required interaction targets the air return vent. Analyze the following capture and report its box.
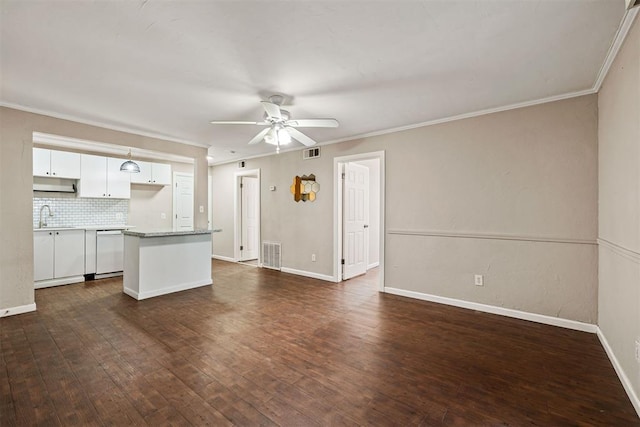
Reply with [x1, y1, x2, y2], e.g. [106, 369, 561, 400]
[303, 147, 321, 160]
[262, 241, 281, 270]
[627, 0, 640, 9]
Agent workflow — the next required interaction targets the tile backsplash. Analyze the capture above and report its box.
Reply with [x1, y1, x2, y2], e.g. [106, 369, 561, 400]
[33, 197, 128, 228]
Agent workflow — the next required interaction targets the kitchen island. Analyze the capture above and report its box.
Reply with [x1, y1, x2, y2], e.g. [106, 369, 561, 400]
[123, 229, 213, 300]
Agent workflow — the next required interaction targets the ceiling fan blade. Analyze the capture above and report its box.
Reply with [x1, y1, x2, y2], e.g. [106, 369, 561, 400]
[285, 119, 339, 128]
[261, 101, 282, 120]
[286, 127, 317, 147]
[210, 121, 268, 125]
[248, 127, 272, 145]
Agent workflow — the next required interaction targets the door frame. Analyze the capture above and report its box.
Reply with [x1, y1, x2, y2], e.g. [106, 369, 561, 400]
[172, 172, 194, 230]
[234, 169, 261, 263]
[333, 151, 385, 291]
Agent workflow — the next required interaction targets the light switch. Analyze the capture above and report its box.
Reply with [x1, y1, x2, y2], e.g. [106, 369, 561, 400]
[199, 205, 204, 213]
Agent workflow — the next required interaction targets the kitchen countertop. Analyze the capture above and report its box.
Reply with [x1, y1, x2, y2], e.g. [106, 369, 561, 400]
[34, 225, 135, 232]
[124, 229, 214, 238]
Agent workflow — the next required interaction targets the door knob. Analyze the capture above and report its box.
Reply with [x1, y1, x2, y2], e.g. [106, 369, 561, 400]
[364, 224, 369, 228]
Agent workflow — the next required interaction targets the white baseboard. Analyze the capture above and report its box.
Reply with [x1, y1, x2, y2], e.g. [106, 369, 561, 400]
[124, 279, 213, 301]
[367, 261, 380, 270]
[280, 267, 335, 283]
[34, 275, 85, 289]
[212, 254, 236, 263]
[0, 303, 37, 318]
[384, 287, 597, 333]
[597, 328, 640, 417]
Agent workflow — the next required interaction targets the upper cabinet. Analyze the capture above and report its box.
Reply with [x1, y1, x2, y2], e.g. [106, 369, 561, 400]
[130, 161, 172, 185]
[78, 154, 131, 199]
[33, 148, 81, 179]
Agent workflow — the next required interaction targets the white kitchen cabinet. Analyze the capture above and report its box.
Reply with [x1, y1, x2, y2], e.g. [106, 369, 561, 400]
[33, 230, 55, 281]
[34, 229, 85, 285]
[78, 154, 131, 199]
[33, 148, 81, 179]
[130, 161, 172, 185]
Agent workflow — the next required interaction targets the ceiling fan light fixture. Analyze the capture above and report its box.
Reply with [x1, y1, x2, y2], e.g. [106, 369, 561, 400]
[277, 127, 291, 144]
[264, 128, 277, 145]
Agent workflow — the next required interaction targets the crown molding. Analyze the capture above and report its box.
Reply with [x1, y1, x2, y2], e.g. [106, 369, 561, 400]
[0, 101, 208, 149]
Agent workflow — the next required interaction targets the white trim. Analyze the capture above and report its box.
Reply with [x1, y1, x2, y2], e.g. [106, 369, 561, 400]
[367, 261, 380, 270]
[212, 254, 236, 263]
[384, 287, 597, 333]
[597, 328, 640, 417]
[593, 8, 639, 92]
[123, 279, 212, 300]
[32, 132, 195, 164]
[387, 229, 597, 246]
[280, 267, 336, 283]
[233, 169, 261, 264]
[2, 102, 207, 148]
[334, 151, 386, 292]
[598, 238, 640, 264]
[0, 303, 37, 318]
[34, 276, 85, 289]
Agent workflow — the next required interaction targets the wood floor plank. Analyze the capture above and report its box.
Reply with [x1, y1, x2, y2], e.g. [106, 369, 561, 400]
[0, 260, 638, 425]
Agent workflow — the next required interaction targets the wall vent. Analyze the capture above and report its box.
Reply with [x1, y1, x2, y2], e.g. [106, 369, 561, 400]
[262, 241, 281, 270]
[303, 147, 321, 160]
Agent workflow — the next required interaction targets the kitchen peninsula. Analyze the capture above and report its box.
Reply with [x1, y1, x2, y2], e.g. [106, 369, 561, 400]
[123, 229, 213, 300]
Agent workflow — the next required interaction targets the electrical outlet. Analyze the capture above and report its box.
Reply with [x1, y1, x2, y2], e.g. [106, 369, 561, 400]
[311, 254, 316, 262]
[199, 205, 204, 213]
[635, 340, 640, 363]
[160, 212, 166, 220]
[115, 212, 123, 221]
[474, 274, 484, 286]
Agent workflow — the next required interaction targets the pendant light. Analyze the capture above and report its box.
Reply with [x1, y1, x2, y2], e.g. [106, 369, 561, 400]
[120, 149, 141, 173]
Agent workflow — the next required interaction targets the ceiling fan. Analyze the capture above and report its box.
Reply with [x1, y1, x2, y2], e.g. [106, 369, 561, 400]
[210, 95, 339, 153]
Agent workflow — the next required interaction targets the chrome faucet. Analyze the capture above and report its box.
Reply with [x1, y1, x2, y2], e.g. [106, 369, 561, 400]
[39, 205, 53, 228]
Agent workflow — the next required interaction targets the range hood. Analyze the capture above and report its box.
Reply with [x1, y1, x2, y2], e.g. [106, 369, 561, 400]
[33, 181, 76, 193]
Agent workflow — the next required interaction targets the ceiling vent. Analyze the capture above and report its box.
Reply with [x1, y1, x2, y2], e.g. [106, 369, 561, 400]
[627, 0, 640, 9]
[303, 147, 321, 160]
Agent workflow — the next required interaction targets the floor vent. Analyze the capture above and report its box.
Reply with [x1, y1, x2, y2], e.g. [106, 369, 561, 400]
[262, 241, 281, 270]
[303, 147, 321, 160]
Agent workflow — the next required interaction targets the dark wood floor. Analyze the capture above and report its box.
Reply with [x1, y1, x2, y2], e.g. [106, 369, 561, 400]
[1, 260, 638, 426]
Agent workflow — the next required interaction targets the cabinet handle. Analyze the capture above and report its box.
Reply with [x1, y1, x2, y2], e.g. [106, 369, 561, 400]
[52, 172, 56, 175]
[46, 172, 49, 175]
[56, 232, 59, 235]
[49, 232, 52, 235]
[103, 194, 106, 196]
[108, 194, 111, 197]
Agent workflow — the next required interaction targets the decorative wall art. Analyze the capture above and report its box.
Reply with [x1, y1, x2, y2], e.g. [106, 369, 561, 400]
[290, 174, 320, 202]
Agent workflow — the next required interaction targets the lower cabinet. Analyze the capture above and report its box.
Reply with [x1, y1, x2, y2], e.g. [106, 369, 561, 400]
[34, 229, 85, 285]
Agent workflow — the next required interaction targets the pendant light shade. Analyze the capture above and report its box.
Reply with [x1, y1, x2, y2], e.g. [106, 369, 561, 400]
[120, 149, 140, 173]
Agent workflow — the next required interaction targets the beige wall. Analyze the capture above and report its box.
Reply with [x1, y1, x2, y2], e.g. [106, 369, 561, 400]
[0, 107, 208, 312]
[128, 161, 193, 229]
[211, 94, 598, 322]
[598, 17, 640, 404]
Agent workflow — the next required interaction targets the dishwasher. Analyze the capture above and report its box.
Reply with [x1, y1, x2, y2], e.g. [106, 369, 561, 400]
[96, 230, 124, 275]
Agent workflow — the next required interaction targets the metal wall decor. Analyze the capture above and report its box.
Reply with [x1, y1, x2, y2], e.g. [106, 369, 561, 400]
[290, 174, 320, 202]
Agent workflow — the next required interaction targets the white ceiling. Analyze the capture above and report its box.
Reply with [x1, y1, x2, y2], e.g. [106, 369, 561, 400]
[0, 1, 628, 164]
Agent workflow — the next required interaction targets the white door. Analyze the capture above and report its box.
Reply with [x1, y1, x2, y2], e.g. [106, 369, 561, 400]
[240, 176, 259, 261]
[174, 173, 194, 230]
[343, 162, 369, 280]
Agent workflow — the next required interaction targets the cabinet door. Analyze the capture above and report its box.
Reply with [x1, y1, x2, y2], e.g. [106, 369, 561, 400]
[151, 163, 172, 185]
[130, 160, 152, 184]
[33, 148, 51, 177]
[54, 230, 85, 278]
[50, 150, 81, 179]
[79, 154, 108, 197]
[34, 231, 54, 281]
[107, 157, 131, 198]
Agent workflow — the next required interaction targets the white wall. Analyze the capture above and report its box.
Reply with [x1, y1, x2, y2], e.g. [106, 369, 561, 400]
[598, 16, 640, 408]
[211, 94, 598, 323]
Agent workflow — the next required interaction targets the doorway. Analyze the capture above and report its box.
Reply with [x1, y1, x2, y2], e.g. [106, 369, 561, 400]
[173, 172, 194, 230]
[334, 151, 385, 291]
[234, 169, 261, 263]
